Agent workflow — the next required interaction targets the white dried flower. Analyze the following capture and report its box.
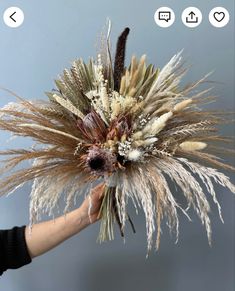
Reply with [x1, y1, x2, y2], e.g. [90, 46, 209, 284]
[126, 149, 143, 161]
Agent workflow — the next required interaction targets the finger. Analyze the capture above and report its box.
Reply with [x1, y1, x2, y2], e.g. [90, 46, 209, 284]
[91, 183, 105, 199]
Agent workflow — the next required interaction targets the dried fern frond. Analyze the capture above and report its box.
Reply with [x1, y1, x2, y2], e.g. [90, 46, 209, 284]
[0, 20, 234, 253]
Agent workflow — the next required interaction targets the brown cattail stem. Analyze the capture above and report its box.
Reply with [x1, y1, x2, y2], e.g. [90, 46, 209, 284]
[113, 27, 130, 91]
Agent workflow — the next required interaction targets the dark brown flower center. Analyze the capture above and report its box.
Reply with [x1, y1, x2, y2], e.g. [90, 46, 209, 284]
[88, 157, 106, 171]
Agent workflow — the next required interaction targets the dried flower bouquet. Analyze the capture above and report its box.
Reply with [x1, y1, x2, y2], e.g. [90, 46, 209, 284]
[0, 21, 234, 252]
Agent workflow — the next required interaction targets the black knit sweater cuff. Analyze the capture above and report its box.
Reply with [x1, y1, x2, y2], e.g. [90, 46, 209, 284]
[0, 225, 32, 274]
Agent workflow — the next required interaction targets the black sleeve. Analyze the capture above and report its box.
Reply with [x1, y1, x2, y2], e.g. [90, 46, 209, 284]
[0, 225, 32, 276]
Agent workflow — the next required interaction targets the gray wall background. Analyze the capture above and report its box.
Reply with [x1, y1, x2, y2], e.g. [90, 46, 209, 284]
[0, 1, 234, 290]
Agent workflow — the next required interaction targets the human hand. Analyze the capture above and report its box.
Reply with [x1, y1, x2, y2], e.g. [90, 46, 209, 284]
[79, 183, 105, 224]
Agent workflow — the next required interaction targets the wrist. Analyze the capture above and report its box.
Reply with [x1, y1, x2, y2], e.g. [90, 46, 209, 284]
[72, 207, 91, 230]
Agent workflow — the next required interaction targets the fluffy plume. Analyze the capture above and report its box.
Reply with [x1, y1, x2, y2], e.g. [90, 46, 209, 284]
[0, 21, 234, 253]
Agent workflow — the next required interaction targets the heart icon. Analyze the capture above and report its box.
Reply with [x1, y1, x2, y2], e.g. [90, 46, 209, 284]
[213, 11, 225, 22]
[209, 7, 229, 27]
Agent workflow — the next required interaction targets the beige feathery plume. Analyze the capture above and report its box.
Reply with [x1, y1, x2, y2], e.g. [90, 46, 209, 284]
[131, 131, 143, 140]
[132, 111, 173, 140]
[100, 85, 110, 114]
[132, 137, 158, 147]
[173, 99, 193, 112]
[179, 141, 207, 151]
[18, 123, 82, 142]
[110, 99, 121, 119]
[143, 111, 173, 136]
[145, 51, 182, 102]
[122, 96, 137, 110]
[52, 94, 84, 119]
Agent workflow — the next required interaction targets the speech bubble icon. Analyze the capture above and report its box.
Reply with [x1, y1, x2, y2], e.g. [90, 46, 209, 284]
[159, 11, 171, 22]
[154, 7, 175, 27]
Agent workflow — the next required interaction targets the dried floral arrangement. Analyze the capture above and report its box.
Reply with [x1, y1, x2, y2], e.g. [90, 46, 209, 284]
[0, 21, 234, 252]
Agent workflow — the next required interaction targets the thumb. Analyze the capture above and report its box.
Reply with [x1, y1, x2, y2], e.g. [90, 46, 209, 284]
[90, 183, 106, 200]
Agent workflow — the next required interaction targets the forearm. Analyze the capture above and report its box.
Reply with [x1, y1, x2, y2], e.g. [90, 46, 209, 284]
[25, 207, 90, 258]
